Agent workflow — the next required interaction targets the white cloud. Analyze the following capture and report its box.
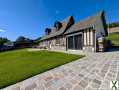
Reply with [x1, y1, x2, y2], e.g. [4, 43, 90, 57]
[0, 29, 6, 32]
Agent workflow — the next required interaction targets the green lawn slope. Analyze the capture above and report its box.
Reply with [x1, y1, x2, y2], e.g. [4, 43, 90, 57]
[0, 49, 83, 89]
[106, 33, 119, 46]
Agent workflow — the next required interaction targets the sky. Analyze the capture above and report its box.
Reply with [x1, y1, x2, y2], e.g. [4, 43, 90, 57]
[0, 0, 119, 41]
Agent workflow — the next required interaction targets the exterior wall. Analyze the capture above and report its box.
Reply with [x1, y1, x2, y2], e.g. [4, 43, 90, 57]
[39, 41, 47, 47]
[83, 29, 95, 52]
[40, 29, 96, 52]
[66, 29, 96, 52]
[83, 31, 86, 49]
[94, 16, 108, 52]
[40, 29, 97, 52]
[41, 36, 66, 51]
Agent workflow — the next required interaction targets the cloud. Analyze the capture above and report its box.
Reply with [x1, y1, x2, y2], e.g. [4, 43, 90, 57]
[0, 29, 6, 32]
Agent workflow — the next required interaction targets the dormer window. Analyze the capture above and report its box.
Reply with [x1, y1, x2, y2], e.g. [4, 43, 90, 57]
[54, 21, 62, 31]
[45, 28, 51, 35]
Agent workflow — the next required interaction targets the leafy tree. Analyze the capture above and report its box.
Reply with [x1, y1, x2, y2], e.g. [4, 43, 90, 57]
[15, 36, 33, 48]
[0, 37, 10, 45]
[108, 22, 119, 28]
[33, 37, 41, 45]
[15, 36, 26, 44]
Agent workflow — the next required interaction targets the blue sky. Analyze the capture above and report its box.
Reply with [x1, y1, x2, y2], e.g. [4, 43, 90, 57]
[0, 0, 119, 41]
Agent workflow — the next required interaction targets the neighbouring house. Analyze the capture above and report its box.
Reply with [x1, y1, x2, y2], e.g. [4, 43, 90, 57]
[39, 11, 108, 52]
[0, 42, 15, 51]
[4, 41, 14, 47]
[108, 27, 119, 33]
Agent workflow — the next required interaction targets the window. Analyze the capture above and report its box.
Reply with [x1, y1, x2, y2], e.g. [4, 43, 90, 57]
[74, 34, 82, 49]
[67, 34, 82, 50]
[68, 36, 73, 49]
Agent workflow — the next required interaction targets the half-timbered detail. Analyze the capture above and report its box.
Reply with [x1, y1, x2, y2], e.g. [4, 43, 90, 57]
[40, 11, 108, 52]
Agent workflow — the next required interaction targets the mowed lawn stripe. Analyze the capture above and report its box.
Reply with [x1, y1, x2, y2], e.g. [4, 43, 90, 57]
[0, 49, 83, 89]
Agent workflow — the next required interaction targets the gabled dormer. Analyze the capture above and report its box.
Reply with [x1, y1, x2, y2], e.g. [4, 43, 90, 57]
[54, 21, 62, 31]
[41, 16, 75, 41]
[45, 28, 51, 35]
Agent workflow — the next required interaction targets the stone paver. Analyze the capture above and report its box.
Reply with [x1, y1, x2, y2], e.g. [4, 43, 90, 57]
[3, 51, 119, 90]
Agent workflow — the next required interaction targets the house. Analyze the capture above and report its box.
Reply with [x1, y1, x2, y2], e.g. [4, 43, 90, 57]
[4, 41, 14, 47]
[108, 27, 119, 33]
[0, 42, 15, 51]
[40, 11, 108, 52]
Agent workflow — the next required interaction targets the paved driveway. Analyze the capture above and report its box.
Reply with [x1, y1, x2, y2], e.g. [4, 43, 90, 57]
[3, 51, 119, 90]
[43, 51, 119, 90]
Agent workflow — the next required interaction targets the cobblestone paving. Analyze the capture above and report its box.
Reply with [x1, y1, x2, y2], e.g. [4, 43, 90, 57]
[3, 51, 119, 90]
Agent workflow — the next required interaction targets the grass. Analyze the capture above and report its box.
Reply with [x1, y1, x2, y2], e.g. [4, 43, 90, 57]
[0, 49, 83, 89]
[106, 33, 119, 46]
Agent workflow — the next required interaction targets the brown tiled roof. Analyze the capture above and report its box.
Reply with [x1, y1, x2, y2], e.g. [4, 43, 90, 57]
[64, 11, 103, 34]
[41, 11, 105, 41]
[41, 16, 74, 40]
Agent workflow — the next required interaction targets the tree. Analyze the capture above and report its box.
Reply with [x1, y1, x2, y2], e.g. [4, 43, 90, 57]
[108, 22, 119, 28]
[0, 37, 10, 45]
[15, 36, 33, 48]
[33, 37, 41, 45]
[15, 36, 26, 44]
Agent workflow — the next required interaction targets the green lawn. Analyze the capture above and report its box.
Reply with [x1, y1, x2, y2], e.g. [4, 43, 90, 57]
[106, 33, 119, 46]
[0, 49, 83, 89]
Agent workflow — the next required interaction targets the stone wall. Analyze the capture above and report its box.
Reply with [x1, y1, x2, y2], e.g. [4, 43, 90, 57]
[50, 36, 66, 51]
[39, 36, 66, 51]
[40, 30, 96, 52]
